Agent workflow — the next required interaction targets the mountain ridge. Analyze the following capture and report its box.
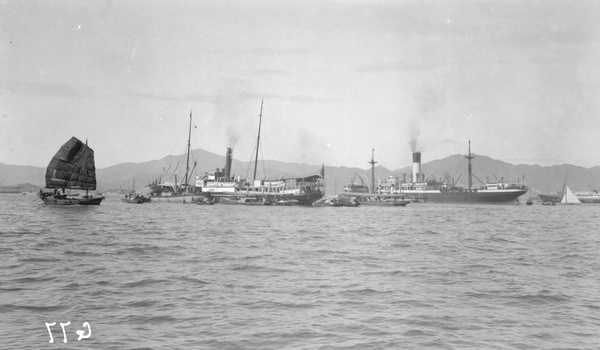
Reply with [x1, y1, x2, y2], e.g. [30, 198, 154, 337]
[1, 148, 598, 195]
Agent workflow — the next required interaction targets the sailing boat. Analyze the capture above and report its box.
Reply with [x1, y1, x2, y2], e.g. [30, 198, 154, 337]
[561, 185, 581, 204]
[121, 177, 150, 203]
[559, 173, 580, 205]
[147, 111, 207, 203]
[38, 137, 104, 205]
[526, 187, 534, 205]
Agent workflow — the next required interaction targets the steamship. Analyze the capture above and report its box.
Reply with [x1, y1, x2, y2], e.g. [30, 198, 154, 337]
[199, 101, 324, 206]
[401, 142, 528, 203]
[200, 147, 325, 206]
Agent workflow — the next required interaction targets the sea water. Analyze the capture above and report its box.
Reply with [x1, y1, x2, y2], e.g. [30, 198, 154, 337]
[1, 194, 599, 350]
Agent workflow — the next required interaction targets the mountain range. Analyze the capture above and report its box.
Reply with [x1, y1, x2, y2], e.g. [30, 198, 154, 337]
[1, 148, 599, 196]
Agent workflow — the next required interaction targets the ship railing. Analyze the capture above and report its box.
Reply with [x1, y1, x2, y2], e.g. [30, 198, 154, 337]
[259, 182, 322, 193]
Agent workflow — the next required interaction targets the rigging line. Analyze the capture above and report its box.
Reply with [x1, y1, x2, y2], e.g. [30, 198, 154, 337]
[24, 197, 43, 206]
[244, 145, 256, 181]
[259, 133, 268, 179]
[168, 119, 189, 156]
[260, 141, 267, 180]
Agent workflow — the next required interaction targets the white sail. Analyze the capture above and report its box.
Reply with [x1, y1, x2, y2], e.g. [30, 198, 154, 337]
[561, 186, 581, 204]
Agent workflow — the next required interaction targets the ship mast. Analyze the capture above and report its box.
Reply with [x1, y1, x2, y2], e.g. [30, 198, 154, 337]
[369, 148, 377, 193]
[86, 139, 89, 198]
[184, 111, 192, 192]
[465, 140, 474, 191]
[252, 100, 264, 184]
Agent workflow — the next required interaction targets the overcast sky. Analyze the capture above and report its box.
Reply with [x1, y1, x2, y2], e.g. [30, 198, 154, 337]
[1, 0, 600, 170]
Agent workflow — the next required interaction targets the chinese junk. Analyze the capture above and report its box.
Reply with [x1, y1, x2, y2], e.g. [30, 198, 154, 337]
[401, 141, 528, 203]
[38, 137, 104, 205]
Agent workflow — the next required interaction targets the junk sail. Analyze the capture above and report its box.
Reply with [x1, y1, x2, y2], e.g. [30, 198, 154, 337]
[45, 137, 97, 190]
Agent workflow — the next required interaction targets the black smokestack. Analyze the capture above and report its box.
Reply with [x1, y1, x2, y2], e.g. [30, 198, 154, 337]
[224, 148, 233, 180]
[412, 152, 421, 183]
[412, 152, 421, 163]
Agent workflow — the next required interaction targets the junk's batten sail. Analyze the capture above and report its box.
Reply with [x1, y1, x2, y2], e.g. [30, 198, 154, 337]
[45, 137, 97, 190]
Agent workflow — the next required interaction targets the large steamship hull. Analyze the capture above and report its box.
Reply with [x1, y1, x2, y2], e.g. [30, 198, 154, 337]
[403, 189, 527, 203]
[289, 191, 324, 205]
[215, 190, 323, 206]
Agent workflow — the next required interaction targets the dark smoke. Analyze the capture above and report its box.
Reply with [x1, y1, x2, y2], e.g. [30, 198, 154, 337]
[227, 125, 239, 148]
[408, 85, 447, 153]
[409, 121, 420, 152]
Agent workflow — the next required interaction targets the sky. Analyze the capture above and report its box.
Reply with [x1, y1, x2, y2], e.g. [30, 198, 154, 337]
[1, 0, 600, 171]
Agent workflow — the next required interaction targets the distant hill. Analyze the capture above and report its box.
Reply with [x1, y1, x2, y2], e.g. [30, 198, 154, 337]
[2, 149, 599, 196]
[0, 164, 45, 188]
[0, 182, 41, 193]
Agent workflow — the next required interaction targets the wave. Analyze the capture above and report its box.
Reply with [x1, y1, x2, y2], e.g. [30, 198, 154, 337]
[64, 250, 101, 257]
[0, 303, 68, 313]
[176, 276, 210, 285]
[121, 278, 171, 288]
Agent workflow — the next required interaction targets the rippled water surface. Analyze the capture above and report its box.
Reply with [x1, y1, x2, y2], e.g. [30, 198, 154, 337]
[1, 194, 600, 349]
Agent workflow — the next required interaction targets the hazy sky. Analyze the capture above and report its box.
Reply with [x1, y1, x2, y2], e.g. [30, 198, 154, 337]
[1, 0, 600, 170]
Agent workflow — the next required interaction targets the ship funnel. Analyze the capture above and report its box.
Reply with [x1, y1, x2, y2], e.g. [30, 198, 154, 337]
[412, 152, 421, 183]
[224, 147, 233, 180]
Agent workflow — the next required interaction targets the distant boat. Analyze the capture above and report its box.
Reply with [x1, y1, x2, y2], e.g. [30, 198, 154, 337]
[344, 173, 370, 194]
[220, 196, 273, 205]
[526, 188, 534, 205]
[330, 196, 360, 207]
[147, 111, 209, 203]
[121, 178, 151, 203]
[193, 197, 216, 205]
[538, 183, 563, 204]
[312, 196, 360, 207]
[356, 195, 410, 206]
[341, 149, 410, 207]
[38, 137, 104, 205]
[538, 193, 562, 204]
[121, 194, 151, 204]
[273, 197, 299, 206]
[121, 196, 145, 204]
[574, 190, 600, 203]
[558, 173, 580, 205]
[560, 186, 581, 204]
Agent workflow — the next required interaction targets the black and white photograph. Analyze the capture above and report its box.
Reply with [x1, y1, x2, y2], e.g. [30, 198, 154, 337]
[1, 1, 600, 349]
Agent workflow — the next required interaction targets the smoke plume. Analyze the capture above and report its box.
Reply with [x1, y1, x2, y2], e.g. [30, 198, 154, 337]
[408, 85, 447, 153]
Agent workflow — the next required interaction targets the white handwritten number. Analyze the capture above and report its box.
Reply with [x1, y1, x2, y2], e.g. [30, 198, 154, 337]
[59, 321, 71, 343]
[76, 322, 91, 341]
[45, 322, 56, 343]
